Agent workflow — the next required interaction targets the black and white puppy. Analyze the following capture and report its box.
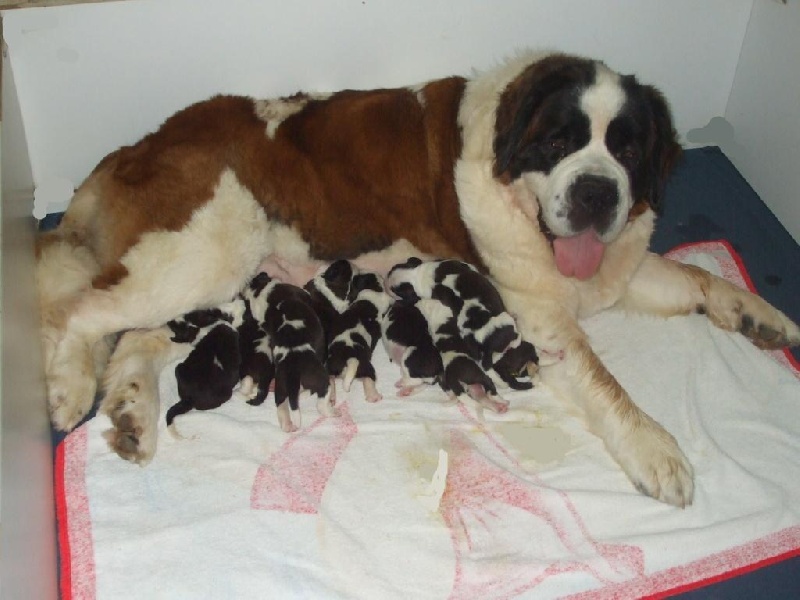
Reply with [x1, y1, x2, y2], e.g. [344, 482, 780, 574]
[165, 299, 246, 434]
[237, 286, 275, 407]
[304, 259, 354, 344]
[415, 297, 509, 414]
[247, 272, 337, 432]
[326, 271, 392, 402]
[386, 257, 538, 389]
[381, 301, 444, 396]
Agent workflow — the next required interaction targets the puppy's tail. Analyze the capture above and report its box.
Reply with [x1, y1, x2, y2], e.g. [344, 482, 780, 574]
[342, 357, 359, 392]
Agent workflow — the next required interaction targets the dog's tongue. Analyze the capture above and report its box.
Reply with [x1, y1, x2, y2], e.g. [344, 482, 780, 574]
[552, 229, 605, 280]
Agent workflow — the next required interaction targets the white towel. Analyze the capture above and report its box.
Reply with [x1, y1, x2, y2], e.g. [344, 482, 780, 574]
[56, 241, 800, 600]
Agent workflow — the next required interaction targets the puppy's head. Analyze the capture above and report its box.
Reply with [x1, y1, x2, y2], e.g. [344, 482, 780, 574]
[319, 259, 354, 299]
[493, 54, 681, 280]
[385, 257, 437, 303]
[348, 272, 384, 302]
[305, 259, 354, 312]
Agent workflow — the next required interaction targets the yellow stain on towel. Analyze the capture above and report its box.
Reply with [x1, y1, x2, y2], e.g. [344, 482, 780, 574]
[493, 422, 572, 466]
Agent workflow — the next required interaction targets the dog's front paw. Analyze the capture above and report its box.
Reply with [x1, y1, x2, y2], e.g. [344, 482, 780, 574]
[100, 375, 159, 464]
[613, 415, 694, 508]
[705, 280, 800, 349]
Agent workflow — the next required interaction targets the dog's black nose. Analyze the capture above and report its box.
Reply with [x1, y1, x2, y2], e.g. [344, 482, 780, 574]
[569, 174, 618, 232]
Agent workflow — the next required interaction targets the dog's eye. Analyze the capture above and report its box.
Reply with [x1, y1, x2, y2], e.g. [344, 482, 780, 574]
[615, 147, 639, 165]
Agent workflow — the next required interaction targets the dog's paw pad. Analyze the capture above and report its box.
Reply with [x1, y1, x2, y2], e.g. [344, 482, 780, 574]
[632, 456, 694, 508]
[102, 424, 146, 464]
[616, 419, 694, 508]
[738, 313, 799, 349]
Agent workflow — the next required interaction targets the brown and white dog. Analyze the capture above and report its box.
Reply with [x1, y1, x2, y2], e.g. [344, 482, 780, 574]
[37, 51, 800, 507]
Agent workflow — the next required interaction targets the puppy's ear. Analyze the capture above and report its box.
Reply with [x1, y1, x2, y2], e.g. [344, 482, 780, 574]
[352, 273, 382, 294]
[249, 272, 272, 291]
[643, 85, 682, 213]
[388, 256, 423, 278]
[324, 259, 353, 284]
[391, 282, 420, 304]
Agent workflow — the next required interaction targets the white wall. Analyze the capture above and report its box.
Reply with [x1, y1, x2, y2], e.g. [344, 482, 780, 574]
[723, 0, 800, 244]
[1, 0, 753, 216]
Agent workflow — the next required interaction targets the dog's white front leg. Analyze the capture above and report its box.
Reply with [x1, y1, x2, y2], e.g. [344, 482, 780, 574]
[619, 252, 800, 348]
[504, 292, 694, 507]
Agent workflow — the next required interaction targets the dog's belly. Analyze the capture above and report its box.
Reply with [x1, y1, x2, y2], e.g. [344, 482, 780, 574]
[259, 238, 434, 287]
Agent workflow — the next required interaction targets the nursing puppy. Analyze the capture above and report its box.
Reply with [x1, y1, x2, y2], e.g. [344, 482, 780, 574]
[237, 286, 275, 407]
[41, 51, 800, 507]
[326, 271, 392, 402]
[415, 297, 509, 414]
[245, 273, 337, 432]
[387, 257, 538, 389]
[165, 300, 245, 433]
[381, 301, 444, 396]
[304, 259, 354, 344]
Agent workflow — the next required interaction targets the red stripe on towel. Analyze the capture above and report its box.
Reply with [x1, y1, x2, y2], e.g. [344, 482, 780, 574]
[564, 525, 800, 599]
[55, 439, 72, 600]
[250, 401, 358, 513]
[56, 425, 96, 600]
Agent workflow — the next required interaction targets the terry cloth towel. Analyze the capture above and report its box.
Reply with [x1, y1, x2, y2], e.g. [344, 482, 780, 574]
[56, 241, 800, 600]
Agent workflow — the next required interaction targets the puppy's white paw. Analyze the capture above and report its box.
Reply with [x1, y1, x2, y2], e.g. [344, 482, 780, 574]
[362, 378, 383, 403]
[316, 392, 340, 418]
[276, 402, 298, 433]
[613, 416, 694, 508]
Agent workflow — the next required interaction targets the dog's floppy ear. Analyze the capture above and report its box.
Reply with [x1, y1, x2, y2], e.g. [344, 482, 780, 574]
[643, 85, 682, 213]
[493, 55, 595, 182]
[493, 67, 543, 181]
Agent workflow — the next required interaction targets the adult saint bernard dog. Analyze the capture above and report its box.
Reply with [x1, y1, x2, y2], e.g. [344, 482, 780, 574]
[38, 51, 800, 507]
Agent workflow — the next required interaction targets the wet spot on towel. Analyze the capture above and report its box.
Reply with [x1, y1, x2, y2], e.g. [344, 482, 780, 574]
[765, 274, 782, 286]
[404, 445, 441, 482]
[494, 422, 572, 465]
[675, 214, 725, 240]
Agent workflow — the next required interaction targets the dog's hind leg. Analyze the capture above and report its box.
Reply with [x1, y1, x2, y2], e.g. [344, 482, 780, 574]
[46, 169, 272, 434]
[37, 230, 115, 426]
[274, 365, 302, 432]
[101, 326, 192, 464]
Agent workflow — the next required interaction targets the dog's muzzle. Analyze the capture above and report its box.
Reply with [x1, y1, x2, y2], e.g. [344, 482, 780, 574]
[566, 174, 619, 235]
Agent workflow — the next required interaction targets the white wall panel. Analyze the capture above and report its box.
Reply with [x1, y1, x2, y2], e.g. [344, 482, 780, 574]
[724, 0, 800, 244]
[2, 0, 752, 215]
